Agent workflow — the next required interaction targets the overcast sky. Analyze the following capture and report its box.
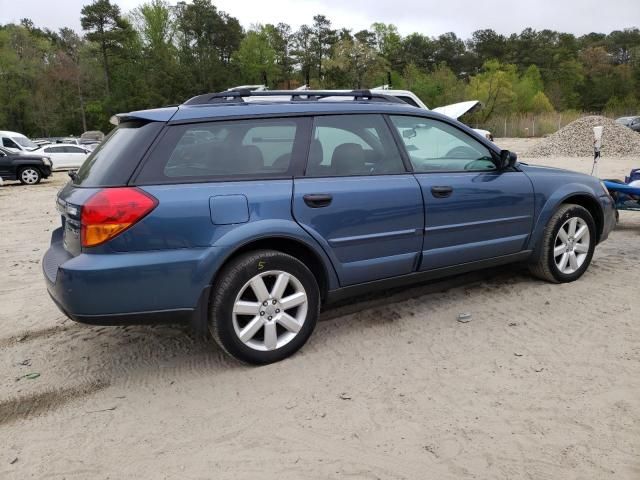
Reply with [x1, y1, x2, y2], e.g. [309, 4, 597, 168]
[1, 0, 639, 38]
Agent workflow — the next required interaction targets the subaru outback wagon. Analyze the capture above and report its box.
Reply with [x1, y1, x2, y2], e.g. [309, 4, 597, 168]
[43, 90, 616, 364]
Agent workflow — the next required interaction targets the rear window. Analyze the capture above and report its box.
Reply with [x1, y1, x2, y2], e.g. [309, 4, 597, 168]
[137, 118, 303, 183]
[73, 121, 164, 187]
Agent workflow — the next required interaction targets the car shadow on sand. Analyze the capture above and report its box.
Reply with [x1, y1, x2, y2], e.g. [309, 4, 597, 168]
[1, 264, 530, 425]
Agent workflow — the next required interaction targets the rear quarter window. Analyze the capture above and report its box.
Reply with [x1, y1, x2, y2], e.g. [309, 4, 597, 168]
[137, 118, 306, 184]
[74, 121, 164, 187]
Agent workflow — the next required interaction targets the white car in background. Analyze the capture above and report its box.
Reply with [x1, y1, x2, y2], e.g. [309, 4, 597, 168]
[370, 86, 494, 141]
[227, 85, 494, 141]
[0, 130, 40, 154]
[33, 144, 90, 171]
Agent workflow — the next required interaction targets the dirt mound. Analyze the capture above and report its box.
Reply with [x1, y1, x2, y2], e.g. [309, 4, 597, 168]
[524, 115, 640, 157]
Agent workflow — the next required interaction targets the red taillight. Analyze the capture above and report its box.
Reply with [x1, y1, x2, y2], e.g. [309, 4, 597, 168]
[81, 187, 158, 247]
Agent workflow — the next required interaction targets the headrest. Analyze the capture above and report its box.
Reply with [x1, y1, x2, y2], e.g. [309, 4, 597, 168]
[331, 143, 366, 176]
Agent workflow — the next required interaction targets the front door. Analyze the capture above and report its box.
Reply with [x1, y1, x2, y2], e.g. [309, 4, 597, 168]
[292, 114, 424, 286]
[0, 150, 11, 177]
[389, 115, 534, 271]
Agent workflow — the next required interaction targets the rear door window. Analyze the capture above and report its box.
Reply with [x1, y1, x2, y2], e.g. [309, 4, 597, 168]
[63, 146, 87, 154]
[44, 147, 61, 153]
[138, 118, 305, 183]
[305, 114, 405, 177]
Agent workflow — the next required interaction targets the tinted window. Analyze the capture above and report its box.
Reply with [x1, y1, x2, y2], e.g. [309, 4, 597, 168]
[46, 146, 65, 153]
[396, 96, 420, 108]
[3, 138, 19, 149]
[390, 116, 496, 172]
[306, 115, 405, 177]
[64, 146, 86, 153]
[74, 121, 164, 187]
[139, 118, 301, 182]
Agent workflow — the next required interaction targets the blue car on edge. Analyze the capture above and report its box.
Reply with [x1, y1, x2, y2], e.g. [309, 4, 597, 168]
[43, 89, 616, 364]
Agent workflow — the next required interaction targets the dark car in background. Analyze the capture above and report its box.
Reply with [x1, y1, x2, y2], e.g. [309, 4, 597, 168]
[615, 116, 640, 132]
[0, 146, 52, 185]
[43, 89, 616, 364]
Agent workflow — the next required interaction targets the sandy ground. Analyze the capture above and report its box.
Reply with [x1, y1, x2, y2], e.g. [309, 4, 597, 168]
[1, 139, 639, 479]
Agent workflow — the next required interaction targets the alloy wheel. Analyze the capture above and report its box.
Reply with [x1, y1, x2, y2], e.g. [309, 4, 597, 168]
[553, 216, 590, 274]
[232, 270, 308, 351]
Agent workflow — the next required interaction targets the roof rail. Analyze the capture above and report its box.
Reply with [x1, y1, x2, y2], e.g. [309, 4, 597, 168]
[183, 89, 405, 106]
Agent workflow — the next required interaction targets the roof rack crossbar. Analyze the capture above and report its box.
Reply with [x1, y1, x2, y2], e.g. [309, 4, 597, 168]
[183, 89, 405, 106]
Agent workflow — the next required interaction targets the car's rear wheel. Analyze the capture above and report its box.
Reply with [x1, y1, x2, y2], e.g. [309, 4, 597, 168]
[18, 167, 42, 185]
[209, 250, 320, 364]
[529, 204, 596, 283]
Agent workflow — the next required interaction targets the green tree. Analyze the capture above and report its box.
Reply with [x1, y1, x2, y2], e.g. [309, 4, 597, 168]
[326, 32, 387, 89]
[399, 33, 433, 71]
[514, 64, 544, 111]
[371, 22, 401, 70]
[530, 91, 555, 113]
[81, 0, 132, 95]
[132, 0, 181, 105]
[310, 14, 336, 83]
[263, 23, 294, 88]
[466, 60, 517, 121]
[234, 28, 278, 85]
[292, 24, 314, 85]
[174, 0, 242, 93]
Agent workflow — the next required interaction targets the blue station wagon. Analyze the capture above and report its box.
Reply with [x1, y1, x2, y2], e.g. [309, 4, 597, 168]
[43, 90, 616, 364]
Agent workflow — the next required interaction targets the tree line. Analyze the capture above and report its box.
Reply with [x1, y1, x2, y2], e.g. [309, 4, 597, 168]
[1, 0, 639, 136]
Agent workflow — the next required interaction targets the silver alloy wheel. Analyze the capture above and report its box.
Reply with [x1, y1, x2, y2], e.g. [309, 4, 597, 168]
[553, 216, 590, 274]
[232, 270, 308, 352]
[20, 168, 39, 184]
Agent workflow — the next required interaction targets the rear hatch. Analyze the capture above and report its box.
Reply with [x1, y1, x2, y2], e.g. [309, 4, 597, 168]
[56, 115, 170, 256]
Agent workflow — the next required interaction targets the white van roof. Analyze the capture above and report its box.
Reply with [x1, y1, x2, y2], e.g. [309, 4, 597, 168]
[0, 131, 28, 138]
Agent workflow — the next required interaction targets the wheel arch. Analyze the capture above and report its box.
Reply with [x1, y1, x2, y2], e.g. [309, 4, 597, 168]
[560, 194, 603, 243]
[528, 189, 604, 261]
[212, 236, 334, 302]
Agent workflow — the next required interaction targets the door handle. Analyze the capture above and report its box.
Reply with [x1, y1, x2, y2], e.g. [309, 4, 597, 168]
[431, 186, 453, 198]
[303, 193, 333, 208]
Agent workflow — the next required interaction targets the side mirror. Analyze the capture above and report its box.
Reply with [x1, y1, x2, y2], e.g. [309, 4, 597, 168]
[498, 150, 517, 169]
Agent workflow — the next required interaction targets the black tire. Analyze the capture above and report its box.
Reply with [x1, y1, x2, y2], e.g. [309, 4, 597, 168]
[529, 204, 596, 283]
[209, 249, 320, 364]
[18, 167, 42, 185]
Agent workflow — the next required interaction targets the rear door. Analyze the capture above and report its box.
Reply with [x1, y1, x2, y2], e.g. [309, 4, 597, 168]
[389, 115, 534, 271]
[62, 146, 89, 169]
[292, 114, 424, 286]
[44, 146, 66, 169]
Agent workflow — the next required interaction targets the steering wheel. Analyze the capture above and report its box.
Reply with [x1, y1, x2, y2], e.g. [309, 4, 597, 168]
[464, 158, 496, 171]
[445, 146, 478, 158]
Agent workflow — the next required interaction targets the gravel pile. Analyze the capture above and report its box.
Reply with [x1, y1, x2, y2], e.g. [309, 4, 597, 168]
[524, 115, 640, 157]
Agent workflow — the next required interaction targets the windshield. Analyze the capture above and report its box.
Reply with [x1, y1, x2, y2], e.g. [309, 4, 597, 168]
[12, 136, 39, 151]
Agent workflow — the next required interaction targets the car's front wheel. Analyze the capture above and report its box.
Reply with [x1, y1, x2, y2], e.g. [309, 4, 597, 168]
[18, 167, 42, 185]
[209, 250, 320, 364]
[529, 204, 596, 283]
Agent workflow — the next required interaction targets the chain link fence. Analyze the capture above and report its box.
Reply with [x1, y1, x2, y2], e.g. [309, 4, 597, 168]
[473, 111, 618, 138]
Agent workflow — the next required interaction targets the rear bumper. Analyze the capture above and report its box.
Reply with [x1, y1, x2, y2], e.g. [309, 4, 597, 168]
[43, 228, 220, 326]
